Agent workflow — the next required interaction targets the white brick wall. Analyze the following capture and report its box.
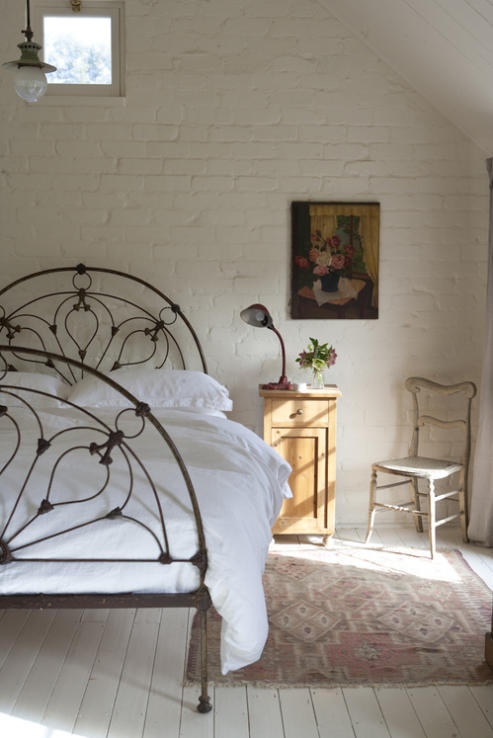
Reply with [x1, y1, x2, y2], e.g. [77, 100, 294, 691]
[0, 0, 488, 526]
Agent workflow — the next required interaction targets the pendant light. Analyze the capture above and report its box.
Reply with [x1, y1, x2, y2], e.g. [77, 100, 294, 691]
[3, 0, 56, 102]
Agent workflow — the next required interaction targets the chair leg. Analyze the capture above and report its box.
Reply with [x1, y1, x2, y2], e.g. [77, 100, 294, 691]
[428, 480, 436, 559]
[411, 478, 424, 533]
[366, 467, 377, 543]
[458, 467, 469, 543]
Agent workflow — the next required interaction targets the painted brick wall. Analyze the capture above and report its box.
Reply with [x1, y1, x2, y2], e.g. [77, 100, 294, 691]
[0, 0, 488, 526]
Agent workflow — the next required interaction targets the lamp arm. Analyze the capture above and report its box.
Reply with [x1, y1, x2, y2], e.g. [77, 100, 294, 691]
[269, 325, 287, 383]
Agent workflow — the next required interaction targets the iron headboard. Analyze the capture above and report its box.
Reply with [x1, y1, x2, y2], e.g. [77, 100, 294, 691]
[0, 263, 207, 382]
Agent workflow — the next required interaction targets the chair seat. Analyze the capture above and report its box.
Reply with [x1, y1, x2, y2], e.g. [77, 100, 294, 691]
[373, 456, 462, 480]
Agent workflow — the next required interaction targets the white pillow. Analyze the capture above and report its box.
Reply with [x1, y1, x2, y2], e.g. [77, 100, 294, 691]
[0, 371, 69, 408]
[67, 367, 233, 411]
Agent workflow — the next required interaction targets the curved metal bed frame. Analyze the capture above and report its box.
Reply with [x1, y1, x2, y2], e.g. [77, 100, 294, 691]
[0, 264, 213, 714]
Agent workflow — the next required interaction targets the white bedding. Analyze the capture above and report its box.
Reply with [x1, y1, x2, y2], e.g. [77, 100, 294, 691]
[0, 405, 292, 674]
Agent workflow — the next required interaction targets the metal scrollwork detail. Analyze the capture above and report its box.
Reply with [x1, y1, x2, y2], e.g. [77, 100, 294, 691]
[0, 315, 21, 341]
[144, 319, 165, 343]
[38, 498, 54, 514]
[160, 305, 179, 326]
[90, 430, 125, 466]
[0, 540, 12, 565]
[135, 402, 150, 417]
[37, 438, 51, 455]
[191, 550, 208, 575]
[73, 289, 91, 312]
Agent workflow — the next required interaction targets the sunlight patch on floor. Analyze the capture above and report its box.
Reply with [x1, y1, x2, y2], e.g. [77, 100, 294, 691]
[269, 536, 464, 583]
[0, 713, 88, 738]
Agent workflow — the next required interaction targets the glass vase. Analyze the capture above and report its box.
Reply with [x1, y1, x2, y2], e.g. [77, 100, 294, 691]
[311, 369, 325, 390]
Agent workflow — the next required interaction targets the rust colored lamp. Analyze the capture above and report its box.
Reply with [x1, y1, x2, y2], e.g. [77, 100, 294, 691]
[240, 304, 293, 390]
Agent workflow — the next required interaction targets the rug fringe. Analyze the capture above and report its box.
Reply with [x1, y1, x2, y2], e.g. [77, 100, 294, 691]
[184, 677, 493, 689]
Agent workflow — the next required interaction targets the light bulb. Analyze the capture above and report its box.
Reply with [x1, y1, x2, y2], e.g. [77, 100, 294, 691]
[14, 65, 47, 102]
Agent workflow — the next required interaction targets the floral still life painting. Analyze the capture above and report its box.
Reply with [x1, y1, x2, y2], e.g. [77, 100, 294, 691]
[291, 201, 380, 320]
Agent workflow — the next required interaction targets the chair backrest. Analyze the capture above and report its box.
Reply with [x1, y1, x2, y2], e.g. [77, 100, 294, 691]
[405, 377, 477, 470]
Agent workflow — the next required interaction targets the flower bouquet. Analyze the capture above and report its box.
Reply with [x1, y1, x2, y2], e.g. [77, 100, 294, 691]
[296, 337, 337, 389]
[294, 230, 355, 293]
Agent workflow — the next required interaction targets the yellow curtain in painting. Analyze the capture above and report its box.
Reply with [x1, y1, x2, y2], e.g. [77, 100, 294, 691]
[309, 204, 379, 307]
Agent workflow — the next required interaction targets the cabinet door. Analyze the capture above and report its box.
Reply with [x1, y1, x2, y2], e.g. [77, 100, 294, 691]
[271, 426, 328, 535]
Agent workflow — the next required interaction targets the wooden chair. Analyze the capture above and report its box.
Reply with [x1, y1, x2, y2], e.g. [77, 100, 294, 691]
[366, 377, 477, 558]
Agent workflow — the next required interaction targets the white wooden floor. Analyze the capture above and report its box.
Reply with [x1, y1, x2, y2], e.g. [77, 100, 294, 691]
[0, 525, 492, 738]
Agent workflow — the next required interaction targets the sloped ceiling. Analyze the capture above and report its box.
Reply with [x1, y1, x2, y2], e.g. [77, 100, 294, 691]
[322, 0, 493, 154]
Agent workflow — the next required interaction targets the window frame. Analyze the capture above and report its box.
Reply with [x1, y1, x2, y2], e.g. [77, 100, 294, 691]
[32, 0, 124, 97]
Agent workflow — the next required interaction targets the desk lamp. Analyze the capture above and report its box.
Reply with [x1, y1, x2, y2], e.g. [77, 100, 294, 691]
[240, 304, 293, 390]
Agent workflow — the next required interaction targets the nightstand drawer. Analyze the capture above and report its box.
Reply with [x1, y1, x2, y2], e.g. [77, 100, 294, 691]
[270, 398, 329, 426]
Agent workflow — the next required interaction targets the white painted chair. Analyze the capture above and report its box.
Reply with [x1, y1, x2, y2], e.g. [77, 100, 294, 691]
[366, 377, 477, 558]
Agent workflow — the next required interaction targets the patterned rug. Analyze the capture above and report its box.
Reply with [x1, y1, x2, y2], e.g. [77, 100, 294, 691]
[187, 546, 493, 687]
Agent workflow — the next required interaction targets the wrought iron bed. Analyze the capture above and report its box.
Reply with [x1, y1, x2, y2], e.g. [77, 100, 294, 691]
[0, 264, 290, 715]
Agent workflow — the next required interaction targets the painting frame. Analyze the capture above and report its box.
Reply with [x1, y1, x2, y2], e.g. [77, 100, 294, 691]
[290, 201, 380, 320]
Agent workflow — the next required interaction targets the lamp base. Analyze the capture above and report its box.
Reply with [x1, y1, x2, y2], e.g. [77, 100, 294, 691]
[260, 380, 295, 390]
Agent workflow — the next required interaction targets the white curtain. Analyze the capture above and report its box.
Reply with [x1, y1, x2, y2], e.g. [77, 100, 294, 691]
[468, 157, 493, 546]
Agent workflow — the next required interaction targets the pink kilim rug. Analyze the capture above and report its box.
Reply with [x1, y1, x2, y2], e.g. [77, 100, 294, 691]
[187, 546, 493, 686]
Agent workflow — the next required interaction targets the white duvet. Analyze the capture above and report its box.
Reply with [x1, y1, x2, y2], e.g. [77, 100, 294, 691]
[0, 406, 292, 673]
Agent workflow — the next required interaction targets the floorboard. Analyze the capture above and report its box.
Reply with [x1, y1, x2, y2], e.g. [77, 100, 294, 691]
[310, 687, 356, 738]
[406, 686, 464, 738]
[342, 687, 391, 738]
[438, 685, 493, 738]
[0, 610, 57, 714]
[213, 687, 249, 738]
[142, 608, 189, 738]
[278, 688, 319, 738]
[12, 609, 81, 725]
[41, 619, 106, 734]
[73, 609, 136, 738]
[106, 611, 160, 738]
[246, 688, 284, 737]
[375, 687, 427, 738]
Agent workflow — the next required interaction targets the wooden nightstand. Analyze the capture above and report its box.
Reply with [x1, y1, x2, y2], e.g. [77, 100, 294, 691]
[260, 386, 341, 538]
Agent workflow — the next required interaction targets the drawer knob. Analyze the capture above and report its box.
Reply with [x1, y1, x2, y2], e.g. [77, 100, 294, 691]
[291, 408, 304, 417]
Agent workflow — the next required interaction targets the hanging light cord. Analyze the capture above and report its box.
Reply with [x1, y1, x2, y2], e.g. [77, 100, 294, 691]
[22, 0, 33, 43]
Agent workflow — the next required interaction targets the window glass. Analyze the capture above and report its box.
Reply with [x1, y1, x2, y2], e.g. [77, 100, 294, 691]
[44, 15, 112, 85]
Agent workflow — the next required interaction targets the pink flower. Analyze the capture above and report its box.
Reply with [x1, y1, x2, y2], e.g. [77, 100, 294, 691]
[295, 256, 310, 270]
[326, 347, 337, 366]
[309, 248, 320, 263]
[297, 350, 309, 368]
[313, 265, 329, 276]
[330, 253, 345, 270]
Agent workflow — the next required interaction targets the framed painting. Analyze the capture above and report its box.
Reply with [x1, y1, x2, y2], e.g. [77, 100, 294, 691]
[291, 201, 380, 319]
